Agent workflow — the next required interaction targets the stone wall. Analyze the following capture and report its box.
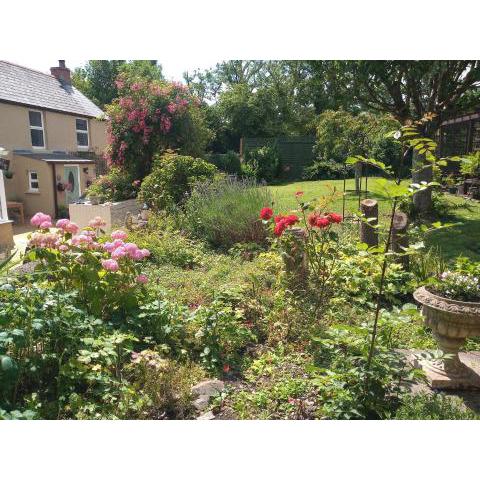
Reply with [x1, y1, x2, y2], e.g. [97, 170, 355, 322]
[69, 199, 141, 232]
[0, 220, 14, 254]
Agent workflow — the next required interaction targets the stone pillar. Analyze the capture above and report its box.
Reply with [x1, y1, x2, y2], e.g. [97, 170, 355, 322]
[412, 151, 433, 215]
[360, 199, 378, 247]
[282, 227, 308, 289]
[392, 211, 409, 269]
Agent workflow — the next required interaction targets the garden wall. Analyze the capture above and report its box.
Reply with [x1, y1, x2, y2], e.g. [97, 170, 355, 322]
[242, 136, 316, 181]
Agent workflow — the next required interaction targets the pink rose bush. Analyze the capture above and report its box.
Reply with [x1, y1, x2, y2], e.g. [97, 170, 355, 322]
[26, 212, 150, 316]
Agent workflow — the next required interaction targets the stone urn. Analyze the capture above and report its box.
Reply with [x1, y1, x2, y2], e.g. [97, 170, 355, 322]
[413, 286, 480, 389]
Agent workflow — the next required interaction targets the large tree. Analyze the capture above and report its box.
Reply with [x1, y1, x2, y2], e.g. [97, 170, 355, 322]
[73, 60, 163, 110]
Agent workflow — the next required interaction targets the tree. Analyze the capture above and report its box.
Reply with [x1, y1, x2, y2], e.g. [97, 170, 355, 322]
[72, 60, 164, 110]
[342, 61, 480, 213]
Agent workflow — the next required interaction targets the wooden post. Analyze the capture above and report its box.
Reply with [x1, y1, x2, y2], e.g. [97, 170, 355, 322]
[360, 199, 378, 247]
[392, 211, 409, 269]
[354, 162, 362, 194]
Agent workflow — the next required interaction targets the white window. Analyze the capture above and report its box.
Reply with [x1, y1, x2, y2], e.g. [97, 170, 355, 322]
[28, 170, 39, 192]
[76, 118, 89, 149]
[29, 110, 45, 149]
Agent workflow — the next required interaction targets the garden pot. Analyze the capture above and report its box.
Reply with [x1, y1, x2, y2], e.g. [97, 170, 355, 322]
[413, 286, 480, 389]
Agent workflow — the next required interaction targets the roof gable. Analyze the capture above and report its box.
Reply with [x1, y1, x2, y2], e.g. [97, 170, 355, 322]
[0, 61, 105, 118]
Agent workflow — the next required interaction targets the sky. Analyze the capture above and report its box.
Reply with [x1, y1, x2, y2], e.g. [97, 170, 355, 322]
[6, 59, 222, 82]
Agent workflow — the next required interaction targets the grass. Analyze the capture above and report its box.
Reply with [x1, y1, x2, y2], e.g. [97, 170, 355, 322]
[270, 178, 480, 262]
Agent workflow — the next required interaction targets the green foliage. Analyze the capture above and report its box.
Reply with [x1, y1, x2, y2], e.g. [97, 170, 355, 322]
[395, 393, 479, 420]
[459, 152, 480, 177]
[243, 145, 281, 182]
[310, 110, 400, 180]
[139, 152, 217, 211]
[183, 177, 272, 249]
[85, 166, 138, 202]
[205, 151, 242, 175]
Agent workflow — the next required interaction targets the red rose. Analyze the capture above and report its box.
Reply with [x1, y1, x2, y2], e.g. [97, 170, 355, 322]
[295, 191, 304, 197]
[260, 207, 273, 220]
[223, 364, 230, 373]
[308, 213, 318, 227]
[274, 214, 285, 224]
[284, 214, 299, 226]
[274, 220, 287, 237]
[327, 213, 342, 224]
[315, 216, 330, 228]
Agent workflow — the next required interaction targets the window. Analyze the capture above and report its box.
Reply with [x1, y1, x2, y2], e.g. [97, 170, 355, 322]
[28, 170, 39, 192]
[76, 118, 89, 149]
[29, 111, 45, 148]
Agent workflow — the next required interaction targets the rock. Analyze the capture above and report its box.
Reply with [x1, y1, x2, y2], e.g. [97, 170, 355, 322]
[193, 395, 210, 411]
[197, 411, 215, 420]
[191, 379, 224, 398]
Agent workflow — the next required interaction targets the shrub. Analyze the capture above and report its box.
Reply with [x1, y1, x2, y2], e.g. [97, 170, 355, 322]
[206, 151, 242, 175]
[25, 212, 150, 318]
[139, 151, 217, 211]
[395, 393, 478, 420]
[85, 167, 139, 202]
[184, 177, 273, 249]
[127, 351, 204, 419]
[128, 214, 205, 269]
[244, 145, 280, 182]
[105, 74, 212, 179]
[303, 159, 352, 180]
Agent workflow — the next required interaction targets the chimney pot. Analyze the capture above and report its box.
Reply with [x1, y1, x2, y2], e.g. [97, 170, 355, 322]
[59, 60, 66, 68]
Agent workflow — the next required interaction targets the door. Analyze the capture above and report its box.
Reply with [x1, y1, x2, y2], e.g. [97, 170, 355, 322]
[64, 165, 81, 204]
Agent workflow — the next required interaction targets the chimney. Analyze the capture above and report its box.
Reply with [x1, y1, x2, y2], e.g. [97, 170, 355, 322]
[50, 60, 71, 85]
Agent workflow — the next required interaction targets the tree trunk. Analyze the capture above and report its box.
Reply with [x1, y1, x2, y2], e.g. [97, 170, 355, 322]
[360, 199, 378, 247]
[412, 150, 433, 215]
[392, 211, 409, 270]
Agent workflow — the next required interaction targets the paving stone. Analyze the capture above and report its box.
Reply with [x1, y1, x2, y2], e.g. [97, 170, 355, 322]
[191, 379, 224, 398]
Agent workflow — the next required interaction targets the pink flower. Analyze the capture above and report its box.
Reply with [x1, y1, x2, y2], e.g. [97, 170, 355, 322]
[88, 216, 106, 229]
[101, 259, 119, 272]
[72, 234, 93, 246]
[131, 82, 143, 91]
[40, 220, 52, 229]
[56, 218, 70, 230]
[167, 103, 177, 114]
[103, 242, 115, 253]
[64, 222, 79, 235]
[111, 230, 128, 241]
[31, 212, 52, 227]
[111, 246, 127, 260]
[58, 244, 69, 252]
[113, 239, 125, 248]
[136, 274, 148, 284]
[140, 248, 150, 258]
[124, 242, 139, 256]
[131, 248, 145, 260]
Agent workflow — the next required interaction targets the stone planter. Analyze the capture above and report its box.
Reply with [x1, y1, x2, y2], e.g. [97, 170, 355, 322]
[413, 286, 480, 389]
[69, 198, 142, 233]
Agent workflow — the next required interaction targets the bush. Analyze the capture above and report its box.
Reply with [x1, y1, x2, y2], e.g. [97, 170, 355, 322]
[244, 145, 280, 183]
[139, 151, 217, 211]
[303, 159, 352, 180]
[85, 167, 138, 202]
[206, 151, 242, 175]
[395, 393, 478, 420]
[183, 177, 273, 249]
[310, 110, 400, 180]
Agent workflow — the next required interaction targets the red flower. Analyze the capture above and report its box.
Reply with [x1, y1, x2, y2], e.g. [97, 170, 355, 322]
[284, 214, 299, 226]
[315, 216, 330, 228]
[308, 213, 318, 227]
[274, 214, 285, 224]
[223, 364, 230, 373]
[295, 191, 304, 197]
[274, 221, 287, 237]
[327, 213, 342, 224]
[260, 207, 273, 220]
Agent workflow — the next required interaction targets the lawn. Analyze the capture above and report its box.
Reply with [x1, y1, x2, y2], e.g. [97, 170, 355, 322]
[270, 178, 480, 261]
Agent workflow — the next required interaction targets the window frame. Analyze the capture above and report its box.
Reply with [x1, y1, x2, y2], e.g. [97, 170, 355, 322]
[28, 170, 39, 193]
[29, 110, 46, 149]
[75, 118, 89, 150]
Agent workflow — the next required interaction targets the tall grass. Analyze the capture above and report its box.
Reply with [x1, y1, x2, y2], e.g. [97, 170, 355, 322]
[183, 177, 274, 249]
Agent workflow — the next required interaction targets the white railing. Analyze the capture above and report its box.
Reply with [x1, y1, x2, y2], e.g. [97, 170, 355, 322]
[0, 170, 8, 221]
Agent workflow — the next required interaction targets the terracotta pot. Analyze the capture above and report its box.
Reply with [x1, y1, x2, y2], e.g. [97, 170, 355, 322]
[413, 286, 480, 388]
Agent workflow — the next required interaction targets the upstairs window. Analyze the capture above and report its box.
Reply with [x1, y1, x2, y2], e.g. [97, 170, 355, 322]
[29, 111, 45, 148]
[76, 118, 89, 149]
[28, 170, 39, 192]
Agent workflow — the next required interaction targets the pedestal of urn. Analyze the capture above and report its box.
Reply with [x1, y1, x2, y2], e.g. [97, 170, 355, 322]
[413, 286, 480, 389]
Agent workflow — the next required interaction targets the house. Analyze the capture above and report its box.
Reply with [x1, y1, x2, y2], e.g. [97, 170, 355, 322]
[0, 60, 107, 232]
